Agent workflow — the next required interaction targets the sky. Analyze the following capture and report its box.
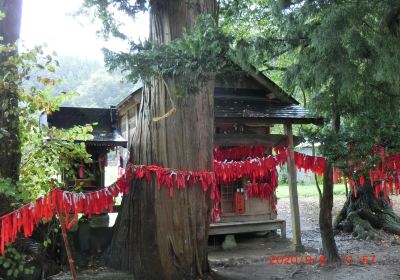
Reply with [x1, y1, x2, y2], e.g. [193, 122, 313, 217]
[20, 0, 149, 62]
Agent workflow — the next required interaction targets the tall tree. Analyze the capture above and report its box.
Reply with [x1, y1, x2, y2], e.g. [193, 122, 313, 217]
[0, 0, 23, 214]
[221, 0, 400, 263]
[82, 1, 217, 278]
[220, 0, 341, 263]
[269, 0, 400, 253]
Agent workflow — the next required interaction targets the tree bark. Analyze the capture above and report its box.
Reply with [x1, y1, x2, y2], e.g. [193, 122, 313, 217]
[335, 180, 400, 239]
[0, 0, 23, 46]
[319, 111, 341, 264]
[106, 1, 216, 279]
[319, 162, 340, 264]
[0, 0, 23, 214]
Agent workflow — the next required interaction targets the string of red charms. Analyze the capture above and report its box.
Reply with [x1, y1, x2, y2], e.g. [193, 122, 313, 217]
[213, 145, 269, 161]
[0, 145, 329, 256]
[0, 163, 222, 256]
[341, 146, 400, 199]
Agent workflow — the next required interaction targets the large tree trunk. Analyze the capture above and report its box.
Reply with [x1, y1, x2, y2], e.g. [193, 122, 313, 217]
[335, 179, 400, 239]
[106, 1, 216, 279]
[0, 0, 23, 215]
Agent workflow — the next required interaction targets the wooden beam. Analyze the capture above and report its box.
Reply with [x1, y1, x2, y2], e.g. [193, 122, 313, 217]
[216, 117, 324, 126]
[214, 133, 303, 147]
[284, 124, 304, 252]
[125, 113, 129, 146]
[209, 220, 286, 237]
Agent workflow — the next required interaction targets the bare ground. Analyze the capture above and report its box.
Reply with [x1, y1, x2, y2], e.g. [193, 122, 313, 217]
[209, 195, 400, 280]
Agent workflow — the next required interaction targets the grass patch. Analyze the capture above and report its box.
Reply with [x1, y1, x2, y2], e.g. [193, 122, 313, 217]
[276, 183, 347, 199]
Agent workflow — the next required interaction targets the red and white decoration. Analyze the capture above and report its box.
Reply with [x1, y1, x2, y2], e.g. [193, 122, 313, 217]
[273, 146, 326, 176]
[342, 146, 400, 199]
[213, 145, 268, 161]
[0, 162, 220, 255]
[0, 144, 331, 255]
[213, 157, 278, 185]
[0, 177, 129, 255]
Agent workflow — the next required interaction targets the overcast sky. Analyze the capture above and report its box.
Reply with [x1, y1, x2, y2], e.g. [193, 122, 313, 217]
[20, 0, 149, 62]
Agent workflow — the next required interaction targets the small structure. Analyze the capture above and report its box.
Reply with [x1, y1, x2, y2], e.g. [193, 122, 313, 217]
[48, 106, 127, 188]
[294, 142, 321, 184]
[117, 68, 322, 251]
[116, 87, 141, 145]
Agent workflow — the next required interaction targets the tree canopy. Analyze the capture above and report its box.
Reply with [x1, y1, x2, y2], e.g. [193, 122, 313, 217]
[218, 0, 400, 262]
[221, 0, 400, 165]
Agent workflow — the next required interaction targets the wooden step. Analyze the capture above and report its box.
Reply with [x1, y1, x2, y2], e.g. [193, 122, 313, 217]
[209, 219, 286, 238]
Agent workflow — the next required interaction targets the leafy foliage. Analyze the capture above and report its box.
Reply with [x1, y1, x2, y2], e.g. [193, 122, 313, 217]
[270, 0, 400, 165]
[0, 42, 93, 278]
[79, 0, 148, 39]
[81, 0, 268, 99]
[0, 247, 34, 279]
[0, 43, 94, 202]
[103, 15, 244, 98]
[222, 0, 400, 169]
[219, 0, 296, 92]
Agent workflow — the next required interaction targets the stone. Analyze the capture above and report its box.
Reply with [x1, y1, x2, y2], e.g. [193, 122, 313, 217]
[222, 234, 237, 250]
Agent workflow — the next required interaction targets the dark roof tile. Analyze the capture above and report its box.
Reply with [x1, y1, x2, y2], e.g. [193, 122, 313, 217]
[48, 107, 127, 147]
[215, 98, 322, 124]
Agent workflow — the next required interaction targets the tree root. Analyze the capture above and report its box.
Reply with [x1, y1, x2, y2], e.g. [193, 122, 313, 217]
[333, 196, 349, 230]
[336, 207, 400, 240]
[335, 181, 400, 239]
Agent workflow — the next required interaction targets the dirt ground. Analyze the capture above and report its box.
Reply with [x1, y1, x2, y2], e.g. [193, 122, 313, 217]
[209, 195, 400, 280]
[53, 195, 400, 279]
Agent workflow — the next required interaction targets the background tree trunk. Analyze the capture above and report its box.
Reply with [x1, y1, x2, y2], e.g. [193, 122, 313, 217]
[106, 1, 216, 279]
[320, 162, 341, 264]
[0, 0, 23, 215]
[319, 111, 341, 264]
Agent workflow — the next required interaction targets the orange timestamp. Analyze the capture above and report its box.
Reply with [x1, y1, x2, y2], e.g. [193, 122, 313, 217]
[269, 255, 376, 265]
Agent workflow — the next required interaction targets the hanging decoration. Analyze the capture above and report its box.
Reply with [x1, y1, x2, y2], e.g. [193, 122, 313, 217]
[340, 145, 400, 199]
[213, 145, 268, 161]
[0, 181, 125, 256]
[0, 162, 220, 256]
[367, 146, 400, 199]
[213, 145, 326, 202]
[333, 168, 343, 184]
[245, 163, 278, 201]
[213, 157, 278, 184]
[0, 144, 333, 256]
[246, 182, 277, 200]
[124, 164, 221, 221]
[283, 144, 400, 200]
[273, 146, 326, 176]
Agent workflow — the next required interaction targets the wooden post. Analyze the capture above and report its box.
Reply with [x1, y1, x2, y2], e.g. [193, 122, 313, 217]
[52, 181, 78, 280]
[284, 124, 304, 252]
[57, 211, 78, 280]
[125, 113, 129, 145]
